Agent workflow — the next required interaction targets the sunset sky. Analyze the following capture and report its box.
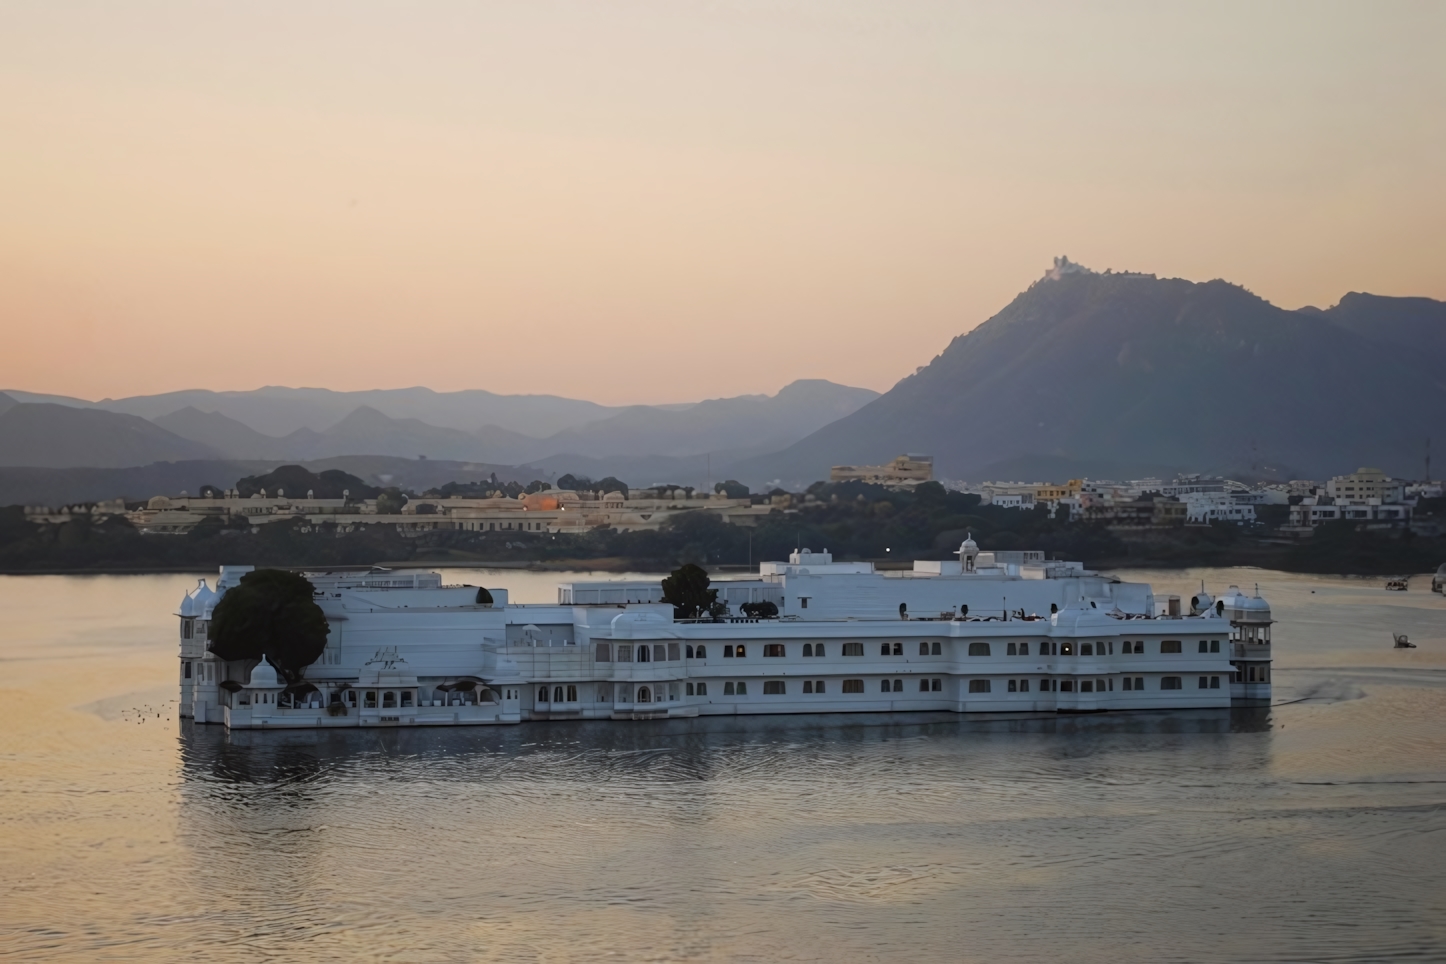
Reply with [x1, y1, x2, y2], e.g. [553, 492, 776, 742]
[2, 1, 1443, 406]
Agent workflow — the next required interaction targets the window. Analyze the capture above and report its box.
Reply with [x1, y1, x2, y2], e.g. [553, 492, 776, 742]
[804, 680, 813, 693]
[1061, 642, 1074, 656]
[920, 678, 931, 692]
[881, 643, 891, 656]
[1161, 640, 1182, 654]
[1081, 680, 1094, 693]
[932, 642, 942, 655]
[637, 686, 651, 703]
[931, 678, 942, 692]
[596, 643, 611, 662]
[182, 618, 193, 639]
[668, 643, 680, 661]
[1162, 676, 1182, 690]
[842, 679, 864, 693]
[567, 685, 578, 702]
[894, 679, 904, 692]
[687, 682, 695, 696]
[1060, 680, 1074, 692]
[365, 691, 378, 708]
[403, 692, 415, 707]
[736, 681, 748, 695]
[800, 597, 809, 608]
[1007, 643, 1017, 655]
[1210, 640, 1220, 653]
[764, 644, 785, 657]
[1019, 679, 1029, 693]
[736, 645, 747, 658]
[1008, 679, 1017, 692]
[617, 644, 633, 662]
[1198, 640, 1209, 653]
[1082, 643, 1094, 656]
[637, 645, 651, 663]
[842, 643, 864, 657]
[968, 643, 991, 657]
[804, 643, 814, 657]
[538, 687, 549, 703]
[724, 645, 734, 658]
[892, 642, 903, 656]
[184, 662, 192, 679]
[696, 645, 706, 659]
[968, 679, 991, 694]
[1134, 677, 1143, 689]
[685, 645, 694, 659]
[813, 644, 825, 657]
[1199, 676, 1209, 688]
[1123, 677, 1132, 690]
[697, 682, 708, 696]
[347, 691, 358, 707]
[815, 680, 825, 693]
[881, 679, 892, 693]
[1210, 676, 1220, 689]
[764, 681, 786, 695]
[920, 641, 931, 656]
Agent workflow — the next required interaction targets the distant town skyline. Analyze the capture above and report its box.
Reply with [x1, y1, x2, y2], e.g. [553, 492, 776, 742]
[3, 1, 1444, 406]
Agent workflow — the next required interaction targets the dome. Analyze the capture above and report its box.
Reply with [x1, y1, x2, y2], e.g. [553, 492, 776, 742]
[178, 593, 196, 618]
[148, 495, 173, 510]
[247, 659, 280, 688]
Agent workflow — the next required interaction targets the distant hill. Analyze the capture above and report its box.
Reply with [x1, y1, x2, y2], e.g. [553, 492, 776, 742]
[0, 403, 218, 468]
[153, 407, 289, 459]
[738, 262, 1446, 484]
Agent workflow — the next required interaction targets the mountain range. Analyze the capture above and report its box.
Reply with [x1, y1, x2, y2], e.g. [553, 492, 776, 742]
[4, 260, 1442, 495]
[741, 262, 1446, 484]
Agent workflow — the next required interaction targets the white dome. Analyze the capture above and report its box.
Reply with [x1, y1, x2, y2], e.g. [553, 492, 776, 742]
[247, 659, 280, 688]
[178, 594, 196, 618]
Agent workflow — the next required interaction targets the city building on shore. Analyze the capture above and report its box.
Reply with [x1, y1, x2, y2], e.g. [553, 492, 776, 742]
[829, 454, 934, 488]
[177, 541, 1273, 730]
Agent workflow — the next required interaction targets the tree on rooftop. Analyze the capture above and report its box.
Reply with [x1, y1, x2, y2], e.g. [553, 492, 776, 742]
[661, 563, 717, 619]
[714, 479, 750, 499]
[208, 568, 329, 684]
[376, 487, 407, 515]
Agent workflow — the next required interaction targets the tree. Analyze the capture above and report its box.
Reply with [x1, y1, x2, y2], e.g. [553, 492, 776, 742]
[741, 600, 778, 618]
[714, 479, 750, 499]
[556, 473, 589, 491]
[661, 562, 717, 619]
[376, 487, 407, 515]
[208, 569, 330, 683]
[595, 476, 630, 496]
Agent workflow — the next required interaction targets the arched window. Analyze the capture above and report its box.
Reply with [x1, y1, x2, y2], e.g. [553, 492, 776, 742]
[538, 687, 548, 702]
[637, 686, 651, 703]
[803, 680, 814, 693]
[968, 643, 991, 656]
[637, 645, 651, 662]
[695, 645, 706, 658]
[881, 679, 891, 693]
[567, 685, 579, 702]
[1061, 642, 1074, 656]
[736, 645, 747, 658]
[892, 679, 903, 692]
[804, 643, 814, 657]
[686, 645, 694, 659]
[919, 642, 929, 655]
[696, 682, 707, 696]
[724, 682, 735, 695]
[554, 686, 564, 703]
[687, 682, 695, 696]
[654, 644, 667, 662]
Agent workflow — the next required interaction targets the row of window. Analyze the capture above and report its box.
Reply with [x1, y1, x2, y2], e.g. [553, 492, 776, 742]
[621, 640, 1230, 660]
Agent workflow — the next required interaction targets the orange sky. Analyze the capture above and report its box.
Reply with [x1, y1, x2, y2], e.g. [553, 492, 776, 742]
[2, 1, 1444, 405]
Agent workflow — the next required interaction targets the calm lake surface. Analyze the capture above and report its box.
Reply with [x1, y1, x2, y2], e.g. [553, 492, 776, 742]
[2, 567, 1445, 962]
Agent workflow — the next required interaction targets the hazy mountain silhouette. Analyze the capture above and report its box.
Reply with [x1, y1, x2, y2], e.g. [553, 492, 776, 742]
[0, 402, 218, 468]
[739, 264, 1445, 484]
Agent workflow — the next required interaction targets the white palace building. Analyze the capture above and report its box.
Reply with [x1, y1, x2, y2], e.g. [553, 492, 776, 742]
[177, 541, 1274, 729]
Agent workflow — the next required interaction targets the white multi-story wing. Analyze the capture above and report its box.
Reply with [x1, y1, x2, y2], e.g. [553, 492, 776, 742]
[177, 542, 1273, 729]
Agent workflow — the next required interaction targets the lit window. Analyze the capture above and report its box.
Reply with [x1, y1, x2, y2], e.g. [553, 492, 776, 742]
[736, 645, 747, 658]
[842, 643, 864, 656]
[842, 679, 864, 693]
[1061, 642, 1074, 656]
[968, 643, 991, 656]
[763, 681, 786, 695]
[968, 679, 991, 693]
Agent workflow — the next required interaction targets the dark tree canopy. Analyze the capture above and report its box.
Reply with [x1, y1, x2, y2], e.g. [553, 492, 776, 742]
[375, 487, 407, 515]
[741, 600, 777, 618]
[556, 473, 630, 495]
[661, 563, 718, 619]
[208, 569, 330, 683]
[236, 466, 379, 500]
[714, 479, 750, 499]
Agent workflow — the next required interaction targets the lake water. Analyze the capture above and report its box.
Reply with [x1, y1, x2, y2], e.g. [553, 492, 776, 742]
[2, 567, 1445, 962]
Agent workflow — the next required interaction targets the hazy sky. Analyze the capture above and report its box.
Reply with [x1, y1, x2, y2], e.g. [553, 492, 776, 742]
[3, 1, 1444, 406]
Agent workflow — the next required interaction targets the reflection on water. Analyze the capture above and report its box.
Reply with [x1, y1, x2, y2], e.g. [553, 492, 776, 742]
[3, 568, 1446, 961]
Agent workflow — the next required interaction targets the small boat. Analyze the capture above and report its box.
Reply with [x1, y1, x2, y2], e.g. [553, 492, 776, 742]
[1385, 579, 1408, 591]
[1393, 633, 1416, 649]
